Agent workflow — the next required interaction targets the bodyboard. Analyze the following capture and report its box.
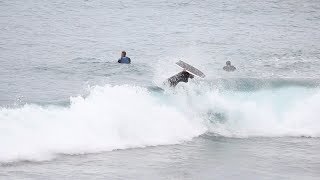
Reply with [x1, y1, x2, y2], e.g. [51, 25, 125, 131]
[176, 60, 205, 78]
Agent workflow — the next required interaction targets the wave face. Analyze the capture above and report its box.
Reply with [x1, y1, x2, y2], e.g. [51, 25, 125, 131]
[199, 86, 320, 137]
[1, 82, 320, 162]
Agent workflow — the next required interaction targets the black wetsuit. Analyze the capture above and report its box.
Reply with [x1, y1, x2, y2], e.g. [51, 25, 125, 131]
[223, 65, 236, 72]
[167, 71, 194, 87]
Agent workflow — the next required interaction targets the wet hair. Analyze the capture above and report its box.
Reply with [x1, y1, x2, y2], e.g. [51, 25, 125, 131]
[122, 51, 126, 56]
[226, 61, 231, 65]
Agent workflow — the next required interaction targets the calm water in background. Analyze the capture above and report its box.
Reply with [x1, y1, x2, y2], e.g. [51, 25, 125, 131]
[1, 0, 320, 179]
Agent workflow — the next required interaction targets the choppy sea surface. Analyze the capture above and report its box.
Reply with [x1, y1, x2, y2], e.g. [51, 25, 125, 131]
[1, 0, 320, 179]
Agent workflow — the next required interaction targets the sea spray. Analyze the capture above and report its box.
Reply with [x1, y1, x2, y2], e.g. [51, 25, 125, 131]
[1, 83, 320, 163]
[0, 85, 205, 163]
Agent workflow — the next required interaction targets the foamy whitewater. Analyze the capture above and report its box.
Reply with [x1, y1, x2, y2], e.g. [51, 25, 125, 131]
[0, 85, 205, 162]
[1, 0, 320, 179]
[1, 83, 319, 163]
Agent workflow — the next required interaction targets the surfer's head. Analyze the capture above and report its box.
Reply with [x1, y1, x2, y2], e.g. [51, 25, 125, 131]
[226, 61, 231, 66]
[121, 51, 126, 57]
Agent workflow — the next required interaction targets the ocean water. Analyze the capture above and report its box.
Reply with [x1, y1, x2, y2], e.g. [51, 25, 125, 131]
[1, 0, 320, 179]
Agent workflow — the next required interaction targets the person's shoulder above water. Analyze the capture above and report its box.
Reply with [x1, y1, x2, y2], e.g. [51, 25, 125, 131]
[223, 65, 236, 71]
[118, 51, 131, 64]
[223, 61, 236, 72]
[118, 56, 131, 64]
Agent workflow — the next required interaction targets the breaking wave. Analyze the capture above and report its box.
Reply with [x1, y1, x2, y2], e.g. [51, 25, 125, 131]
[1, 80, 319, 162]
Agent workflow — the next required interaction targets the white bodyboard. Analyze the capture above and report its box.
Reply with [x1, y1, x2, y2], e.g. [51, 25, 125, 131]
[176, 60, 205, 78]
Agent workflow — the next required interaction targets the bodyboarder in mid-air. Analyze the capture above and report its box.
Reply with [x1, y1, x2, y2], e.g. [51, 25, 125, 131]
[166, 70, 194, 87]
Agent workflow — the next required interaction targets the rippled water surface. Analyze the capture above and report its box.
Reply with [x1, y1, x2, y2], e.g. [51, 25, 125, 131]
[0, 0, 320, 179]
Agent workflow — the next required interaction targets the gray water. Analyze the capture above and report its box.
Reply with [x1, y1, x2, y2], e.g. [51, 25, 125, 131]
[1, 0, 320, 179]
[2, 137, 320, 180]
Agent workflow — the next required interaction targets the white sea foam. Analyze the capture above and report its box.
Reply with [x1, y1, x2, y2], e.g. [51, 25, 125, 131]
[1, 84, 319, 163]
[0, 85, 205, 162]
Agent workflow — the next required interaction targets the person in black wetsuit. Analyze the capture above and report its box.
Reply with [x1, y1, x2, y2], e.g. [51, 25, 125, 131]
[167, 70, 194, 87]
[223, 61, 236, 72]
